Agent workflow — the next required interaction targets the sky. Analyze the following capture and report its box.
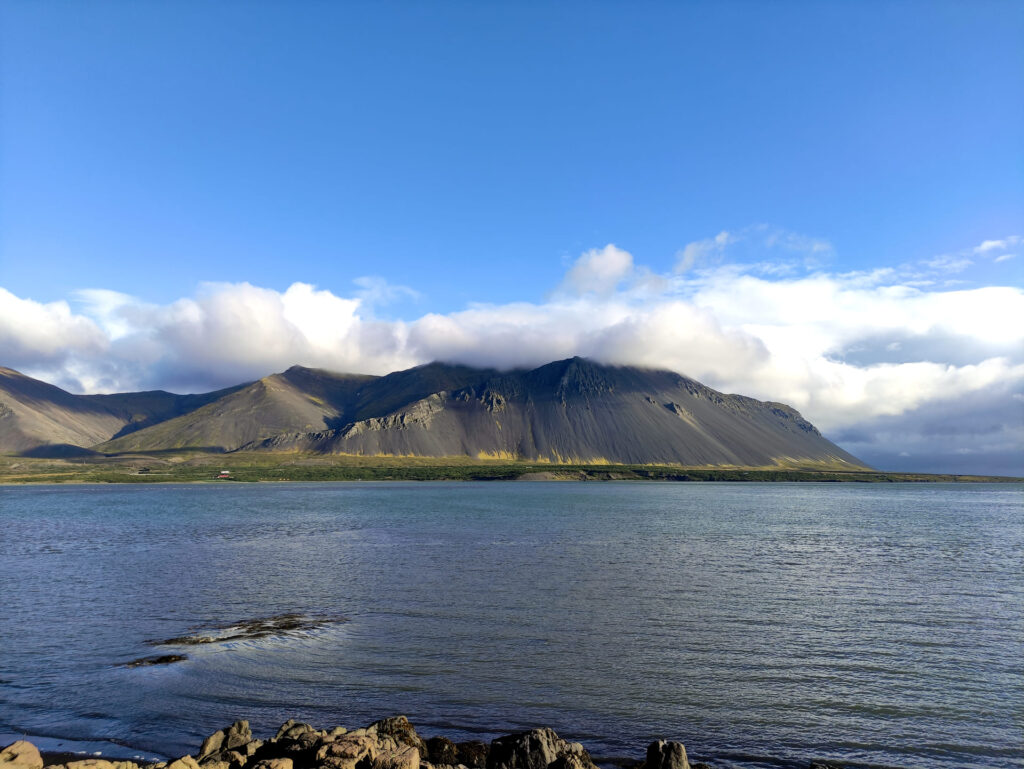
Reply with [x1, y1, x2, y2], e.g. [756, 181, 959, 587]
[1, 0, 1022, 475]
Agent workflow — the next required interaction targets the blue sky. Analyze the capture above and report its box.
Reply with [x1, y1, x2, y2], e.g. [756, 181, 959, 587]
[1, 1, 1022, 474]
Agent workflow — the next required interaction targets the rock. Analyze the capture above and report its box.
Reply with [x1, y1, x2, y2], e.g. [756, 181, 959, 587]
[243, 743, 264, 759]
[251, 761, 292, 769]
[487, 731, 554, 769]
[61, 761, 139, 769]
[226, 723, 254, 752]
[316, 735, 378, 769]
[549, 757, 589, 769]
[200, 733, 226, 761]
[425, 739, 457, 766]
[487, 730, 594, 769]
[281, 734, 318, 753]
[1, 741, 43, 769]
[200, 723, 254, 761]
[369, 718, 426, 759]
[644, 742, 688, 769]
[123, 654, 188, 668]
[275, 723, 315, 742]
[274, 722, 298, 741]
[256, 731, 320, 769]
[373, 744, 420, 769]
[455, 743, 488, 769]
[199, 761, 232, 769]
[167, 757, 202, 769]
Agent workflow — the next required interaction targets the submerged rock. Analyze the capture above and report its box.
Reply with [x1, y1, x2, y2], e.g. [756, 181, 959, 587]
[149, 614, 348, 648]
[123, 654, 188, 668]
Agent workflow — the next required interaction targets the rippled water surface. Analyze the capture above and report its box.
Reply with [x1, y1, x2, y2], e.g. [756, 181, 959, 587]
[1, 482, 1021, 769]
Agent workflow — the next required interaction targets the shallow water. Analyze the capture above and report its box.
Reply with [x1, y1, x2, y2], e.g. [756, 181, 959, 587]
[0, 482, 1021, 769]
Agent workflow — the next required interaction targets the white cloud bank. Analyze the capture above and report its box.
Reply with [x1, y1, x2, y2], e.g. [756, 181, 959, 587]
[2, 232, 1022, 474]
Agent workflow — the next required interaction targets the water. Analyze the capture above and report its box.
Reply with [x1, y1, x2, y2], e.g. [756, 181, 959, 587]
[0, 482, 1021, 769]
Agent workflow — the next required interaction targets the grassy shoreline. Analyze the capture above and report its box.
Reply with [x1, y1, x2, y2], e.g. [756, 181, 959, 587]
[0, 451, 1018, 484]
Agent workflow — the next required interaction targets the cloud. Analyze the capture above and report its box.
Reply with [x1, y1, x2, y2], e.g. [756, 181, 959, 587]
[922, 255, 973, 273]
[1, 235, 1021, 473]
[675, 226, 834, 275]
[0, 289, 109, 375]
[558, 244, 636, 295]
[834, 380, 1024, 475]
[675, 230, 734, 273]
[352, 276, 420, 309]
[974, 235, 1021, 254]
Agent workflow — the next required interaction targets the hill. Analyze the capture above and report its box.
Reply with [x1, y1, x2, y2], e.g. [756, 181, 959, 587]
[0, 366, 242, 456]
[98, 366, 374, 453]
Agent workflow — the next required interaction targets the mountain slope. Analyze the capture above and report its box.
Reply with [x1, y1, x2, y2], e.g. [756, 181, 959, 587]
[0, 367, 240, 455]
[96, 366, 376, 453]
[255, 358, 868, 469]
[97, 363, 499, 453]
[0, 367, 128, 454]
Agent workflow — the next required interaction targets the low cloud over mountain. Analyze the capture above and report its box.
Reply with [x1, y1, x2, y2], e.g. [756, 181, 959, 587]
[2, 232, 1020, 474]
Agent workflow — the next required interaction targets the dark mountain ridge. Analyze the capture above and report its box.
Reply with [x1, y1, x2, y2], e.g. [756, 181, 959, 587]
[0, 359, 868, 469]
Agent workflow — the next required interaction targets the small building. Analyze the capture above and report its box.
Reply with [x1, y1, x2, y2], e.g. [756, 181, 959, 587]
[217, 470, 231, 479]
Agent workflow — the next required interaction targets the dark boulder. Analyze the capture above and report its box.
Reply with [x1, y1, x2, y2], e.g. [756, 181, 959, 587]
[643, 742, 688, 769]
[425, 738, 458, 766]
[455, 742, 489, 769]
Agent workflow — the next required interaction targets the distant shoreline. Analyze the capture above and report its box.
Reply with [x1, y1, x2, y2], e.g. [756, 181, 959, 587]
[0, 452, 1019, 485]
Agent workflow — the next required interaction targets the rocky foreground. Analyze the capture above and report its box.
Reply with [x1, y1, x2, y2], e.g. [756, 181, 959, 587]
[1, 716, 714, 769]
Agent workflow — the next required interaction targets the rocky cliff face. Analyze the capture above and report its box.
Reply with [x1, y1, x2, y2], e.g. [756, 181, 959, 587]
[0, 359, 868, 469]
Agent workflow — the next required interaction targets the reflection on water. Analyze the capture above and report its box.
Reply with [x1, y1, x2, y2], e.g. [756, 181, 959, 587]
[0, 482, 1021, 769]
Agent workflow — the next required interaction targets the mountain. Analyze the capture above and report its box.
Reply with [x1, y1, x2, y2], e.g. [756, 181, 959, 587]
[97, 362, 502, 453]
[98, 366, 374, 453]
[0, 359, 869, 469]
[252, 358, 867, 468]
[0, 366, 242, 456]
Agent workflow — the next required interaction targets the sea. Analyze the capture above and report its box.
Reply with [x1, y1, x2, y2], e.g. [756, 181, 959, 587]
[0, 482, 1021, 769]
